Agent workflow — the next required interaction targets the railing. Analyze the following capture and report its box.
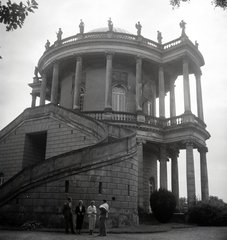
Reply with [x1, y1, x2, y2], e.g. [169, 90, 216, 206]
[163, 37, 182, 50]
[46, 31, 188, 53]
[82, 111, 206, 128]
[83, 111, 137, 122]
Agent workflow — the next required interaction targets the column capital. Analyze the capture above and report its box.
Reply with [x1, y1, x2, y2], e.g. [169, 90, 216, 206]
[198, 147, 208, 153]
[182, 55, 190, 64]
[52, 59, 59, 67]
[136, 138, 146, 145]
[74, 52, 83, 61]
[183, 140, 194, 147]
[105, 51, 114, 59]
[194, 71, 202, 79]
[136, 55, 144, 62]
[160, 143, 166, 150]
[169, 148, 179, 158]
[41, 69, 48, 76]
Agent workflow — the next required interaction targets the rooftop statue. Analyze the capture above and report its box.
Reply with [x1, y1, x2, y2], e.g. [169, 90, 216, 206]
[45, 39, 50, 50]
[157, 31, 163, 44]
[179, 20, 186, 36]
[56, 28, 63, 41]
[135, 21, 142, 36]
[108, 18, 113, 32]
[79, 19, 85, 34]
[34, 66, 39, 81]
[195, 40, 199, 49]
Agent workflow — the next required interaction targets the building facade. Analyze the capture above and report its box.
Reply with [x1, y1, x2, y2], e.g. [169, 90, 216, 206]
[0, 22, 210, 228]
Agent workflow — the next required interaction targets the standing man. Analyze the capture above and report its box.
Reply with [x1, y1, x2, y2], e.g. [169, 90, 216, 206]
[98, 199, 109, 236]
[75, 200, 85, 234]
[62, 197, 75, 234]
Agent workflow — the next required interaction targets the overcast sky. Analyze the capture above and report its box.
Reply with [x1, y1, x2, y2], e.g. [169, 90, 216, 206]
[0, 0, 227, 202]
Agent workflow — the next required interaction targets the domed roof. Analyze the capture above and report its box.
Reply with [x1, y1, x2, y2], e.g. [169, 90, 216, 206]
[89, 27, 132, 34]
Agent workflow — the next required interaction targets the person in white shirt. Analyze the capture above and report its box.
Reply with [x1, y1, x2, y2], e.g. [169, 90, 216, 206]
[87, 200, 97, 235]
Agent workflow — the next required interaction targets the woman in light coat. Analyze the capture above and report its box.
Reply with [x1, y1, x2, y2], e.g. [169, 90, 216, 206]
[87, 200, 97, 235]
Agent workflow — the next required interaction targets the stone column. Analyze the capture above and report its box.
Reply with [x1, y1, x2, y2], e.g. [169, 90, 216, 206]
[31, 93, 36, 108]
[104, 52, 114, 111]
[169, 75, 177, 118]
[195, 73, 204, 121]
[73, 54, 83, 110]
[137, 139, 146, 209]
[136, 55, 143, 113]
[185, 141, 196, 204]
[40, 70, 47, 106]
[159, 65, 165, 118]
[171, 149, 180, 210]
[198, 147, 209, 201]
[152, 83, 156, 117]
[183, 57, 191, 113]
[51, 60, 59, 105]
[159, 144, 167, 189]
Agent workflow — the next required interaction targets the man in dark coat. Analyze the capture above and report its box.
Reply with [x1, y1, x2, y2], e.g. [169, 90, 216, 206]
[62, 197, 75, 234]
[75, 200, 85, 234]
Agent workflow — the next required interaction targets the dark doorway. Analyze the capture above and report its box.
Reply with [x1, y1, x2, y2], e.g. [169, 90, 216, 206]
[23, 131, 47, 168]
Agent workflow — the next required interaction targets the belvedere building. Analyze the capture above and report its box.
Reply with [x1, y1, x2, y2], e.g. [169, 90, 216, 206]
[0, 21, 210, 227]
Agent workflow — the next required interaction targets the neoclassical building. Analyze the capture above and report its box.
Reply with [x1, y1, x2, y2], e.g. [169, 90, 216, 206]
[0, 21, 210, 227]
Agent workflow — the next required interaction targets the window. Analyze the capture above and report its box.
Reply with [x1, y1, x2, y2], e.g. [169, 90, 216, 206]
[0, 173, 4, 185]
[65, 180, 69, 193]
[112, 86, 125, 112]
[99, 182, 102, 194]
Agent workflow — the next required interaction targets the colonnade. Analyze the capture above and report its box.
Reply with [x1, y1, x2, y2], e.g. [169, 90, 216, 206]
[137, 140, 209, 210]
[37, 54, 204, 123]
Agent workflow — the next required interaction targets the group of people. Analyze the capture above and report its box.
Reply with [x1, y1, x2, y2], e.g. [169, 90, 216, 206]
[62, 197, 109, 236]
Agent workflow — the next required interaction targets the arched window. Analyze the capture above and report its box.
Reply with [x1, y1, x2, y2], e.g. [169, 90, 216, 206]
[112, 86, 125, 112]
[80, 86, 85, 111]
[0, 173, 4, 185]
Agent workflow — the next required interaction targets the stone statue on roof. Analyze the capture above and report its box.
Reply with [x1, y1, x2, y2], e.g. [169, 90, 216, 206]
[108, 18, 113, 32]
[45, 39, 50, 50]
[56, 28, 63, 41]
[135, 21, 142, 36]
[157, 31, 163, 44]
[179, 20, 186, 36]
[34, 66, 39, 79]
[79, 19, 85, 34]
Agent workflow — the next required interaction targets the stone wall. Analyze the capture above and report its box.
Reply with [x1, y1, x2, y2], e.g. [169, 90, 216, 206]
[0, 156, 139, 228]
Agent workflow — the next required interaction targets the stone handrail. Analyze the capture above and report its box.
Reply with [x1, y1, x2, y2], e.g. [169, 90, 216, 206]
[83, 111, 137, 122]
[163, 114, 207, 128]
[46, 31, 186, 53]
[163, 37, 182, 50]
[83, 111, 206, 129]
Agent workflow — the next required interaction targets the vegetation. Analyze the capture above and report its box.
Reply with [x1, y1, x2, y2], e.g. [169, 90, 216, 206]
[150, 188, 176, 223]
[170, 0, 227, 10]
[187, 196, 227, 226]
[0, 0, 38, 31]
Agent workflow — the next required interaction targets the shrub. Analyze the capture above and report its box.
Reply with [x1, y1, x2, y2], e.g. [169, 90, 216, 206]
[150, 188, 176, 223]
[187, 196, 227, 226]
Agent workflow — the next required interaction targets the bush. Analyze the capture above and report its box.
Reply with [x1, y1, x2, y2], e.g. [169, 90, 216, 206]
[187, 196, 227, 226]
[150, 188, 176, 223]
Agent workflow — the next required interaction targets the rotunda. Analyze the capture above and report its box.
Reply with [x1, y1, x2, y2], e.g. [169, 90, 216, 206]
[0, 21, 210, 228]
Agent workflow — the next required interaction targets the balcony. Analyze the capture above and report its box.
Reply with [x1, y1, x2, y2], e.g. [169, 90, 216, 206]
[82, 111, 210, 147]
